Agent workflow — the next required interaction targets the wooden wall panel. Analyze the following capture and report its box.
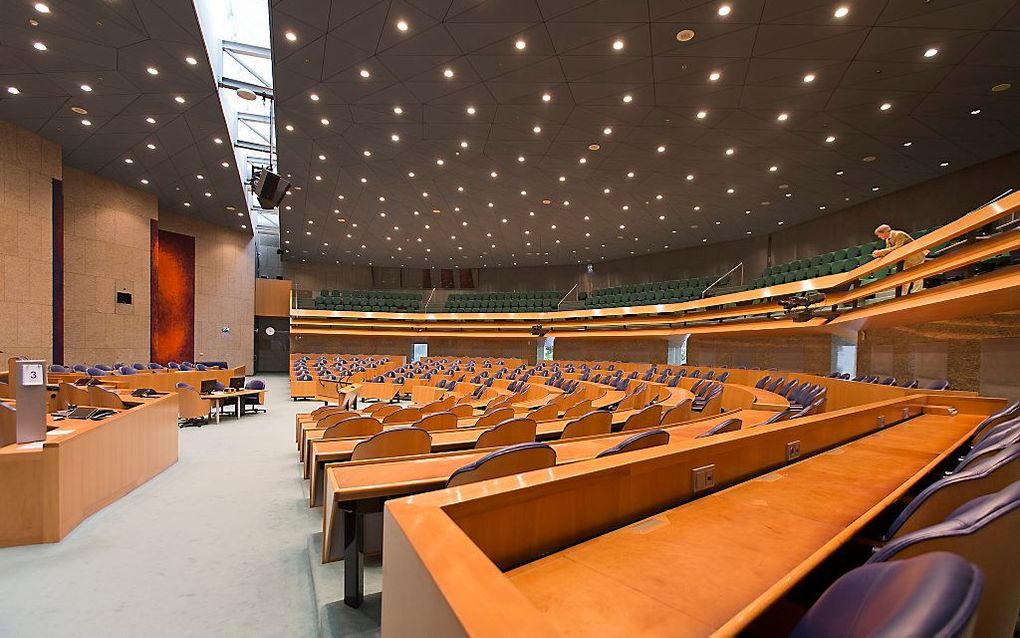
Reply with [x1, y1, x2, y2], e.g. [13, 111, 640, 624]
[554, 337, 669, 364]
[255, 278, 292, 317]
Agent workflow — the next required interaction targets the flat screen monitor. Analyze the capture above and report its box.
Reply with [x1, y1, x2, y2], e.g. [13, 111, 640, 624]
[200, 380, 217, 394]
[229, 377, 245, 390]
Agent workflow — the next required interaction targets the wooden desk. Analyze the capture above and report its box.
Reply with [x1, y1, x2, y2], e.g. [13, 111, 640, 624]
[325, 411, 769, 606]
[379, 395, 999, 636]
[505, 413, 980, 636]
[202, 389, 266, 423]
[0, 394, 179, 547]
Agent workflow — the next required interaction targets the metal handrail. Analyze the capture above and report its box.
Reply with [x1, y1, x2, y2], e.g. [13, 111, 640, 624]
[558, 284, 579, 310]
[702, 262, 743, 298]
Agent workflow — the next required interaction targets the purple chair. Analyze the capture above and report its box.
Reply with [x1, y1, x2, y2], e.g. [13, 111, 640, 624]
[119, 366, 138, 375]
[95, 364, 113, 372]
[243, 379, 266, 414]
[175, 382, 193, 390]
[149, 362, 164, 370]
[696, 418, 742, 438]
[792, 552, 983, 638]
[195, 364, 209, 371]
[925, 379, 951, 390]
[85, 367, 106, 377]
[596, 430, 670, 458]
[49, 364, 70, 373]
[72, 364, 88, 373]
[167, 362, 181, 370]
[132, 363, 147, 370]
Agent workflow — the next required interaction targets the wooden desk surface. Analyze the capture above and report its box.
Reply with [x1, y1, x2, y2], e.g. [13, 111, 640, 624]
[505, 413, 981, 637]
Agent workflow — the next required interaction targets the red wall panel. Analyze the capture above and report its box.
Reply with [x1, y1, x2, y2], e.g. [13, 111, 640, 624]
[150, 221, 195, 363]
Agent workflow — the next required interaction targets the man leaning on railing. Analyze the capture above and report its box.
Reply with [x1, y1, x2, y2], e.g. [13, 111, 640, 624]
[872, 224, 927, 294]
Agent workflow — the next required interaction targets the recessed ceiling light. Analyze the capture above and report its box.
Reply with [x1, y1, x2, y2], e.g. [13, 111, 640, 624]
[656, 145, 666, 153]
[541, 93, 551, 102]
[676, 29, 696, 42]
[466, 106, 476, 114]
[7, 87, 20, 95]
[940, 161, 950, 167]
[443, 68, 454, 78]
[518, 155, 526, 163]
[515, 39, 527, 50]
[146, 66, 159, 75]
[396, 20, 409, 31]
[559, 175, 566, 182]
[696, 110, 707, 119]
[71, 106, 87, 114]
[588, 143, 601, 151]
[718, 4, 731, 16]
[622, 94, 633, 103]
[777, 112, 789, 121]
[146, 143, 156, 150]
[490, 171, 498, 178]
[991, 83, 1011, 92]
[803, 73, 816, 83]
[863, 155, 876, 162]
[185, 56, 198, 65]
[81, 119, 91, 126]
[393, 106, 403, 115]
[285, 124, 294, 131]
[923, 47, 938, 58]
[769, 165, 778, 172]
[834, 6, 849, 18]
[33, 42, 47, 51]
[836, 170, 844, 175]
[34, 3, 49, 13]
[221, 161, 230, 168]
[709, 71, 721, 81]
[902, 141, 912, 147]
[359, 69, 370, 78]
[391, 133, 400, 142]
[80, 84, 93, 92]
[309, 93, 319, 101]
[578, 157, 587, 164]
[879, 102, 892, 111]
[196, 173, 204, 179]
[726, 188, 735, 194]
[174, 96, 186, 103]
[321, 118, 330, 125]
[725, 147, 735, 155]
[124, 158, 133, 164]
[612, 39, 624, 50]
[825, 135, 836, 143]
[285, 31, 297, 41]
[686, 174, 694, 181]
[626, 171, 634, 178]
[970, 108, 981, 115]
[140, 178, 149, 184]
[145, 116, 156, 124]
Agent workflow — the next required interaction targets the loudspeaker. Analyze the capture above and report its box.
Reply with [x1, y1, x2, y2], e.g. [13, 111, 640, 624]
[253, 169, 291, 209]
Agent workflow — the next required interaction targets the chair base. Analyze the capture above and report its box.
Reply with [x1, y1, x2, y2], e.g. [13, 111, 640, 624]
[179, 417, 207, 428]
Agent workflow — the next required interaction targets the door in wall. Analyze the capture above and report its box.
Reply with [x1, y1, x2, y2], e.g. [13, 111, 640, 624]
[255, 317, 289, 372]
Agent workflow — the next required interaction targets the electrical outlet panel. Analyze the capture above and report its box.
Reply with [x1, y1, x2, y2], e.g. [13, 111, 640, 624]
[877, 414, 886, 427]
[786, 440, 801, 461]
[692, 464, 715, 492]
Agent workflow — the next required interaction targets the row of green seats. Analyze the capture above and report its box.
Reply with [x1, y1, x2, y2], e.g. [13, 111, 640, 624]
[585, 286, 703, 308]
[750, 255, 877, 287]
[449, 290, 560, 300]
[315, 301, 419, 312]
[445, 290, 561, 312]
[318, 289, 420, 301]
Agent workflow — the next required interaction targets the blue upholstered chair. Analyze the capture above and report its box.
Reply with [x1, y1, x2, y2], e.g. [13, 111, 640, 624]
[175, 382, 193, 390]
[925, 378, 951, 390]
[446, 442, 556, 488]
[596, 429, 670, 458]
[792, 552, 983, 638]
[243, 379, 266, 414]
[85, 367, 106, 377]
[195, 364, 209, 371]
[696, 417, 742, 438]
[148, 362, 163, 370]
[118, 366, 138, 375]
[966, 402, 1020, 449]
[882, 444, 1020, 542]
[867, 481, 1020, 637]
[132, 363, 147, 370]
[72, 364, 88, 373]
[49, 364, 69, 373]
[95, 364, 113, 372]
[167, 362, 181, 369]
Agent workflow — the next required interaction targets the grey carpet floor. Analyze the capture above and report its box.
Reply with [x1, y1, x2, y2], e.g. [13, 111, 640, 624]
[0, 373, 321, 638]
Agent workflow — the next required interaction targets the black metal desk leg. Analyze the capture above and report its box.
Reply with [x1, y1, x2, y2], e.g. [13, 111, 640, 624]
[343, 503, 364, 607]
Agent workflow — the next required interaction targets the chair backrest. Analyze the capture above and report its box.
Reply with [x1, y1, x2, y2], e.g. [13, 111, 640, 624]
[177, 386, 211, 419]
[421, 396, 456, 414]
[449, 404, 473, 418]
[659, 398, 693, 426]
[475, 407, 515, 428]
[132, 363, 147, 370]
[315, 411, 359, 429]
[85, 367, 106, 377]
[367, 404, 400, 419]
[310, 406, 350, 419]
[87, 385, 127, 410]
[447, 442, 556, 488]
[363, 402, 391, 414]
[382, 407, 424, 424]
[791, 552, 983, 638]
[350, 427, 432, 462]
[925, 378, 951, 390]
[118, 366, 137, 375]
[621, 404, 663, 432]
[969, 402, 1020, 447]
[58, 382, 89, 409]
[414, 411, 459, 432]
[868, 481, 1020, 638]
[529, 403, 559, 422]
[322, 416, 383, 440]
[882, 444, 1020, 542]
[696, 418, 742, 438]
[755, 375, 771, 389]
[956, 423, 1020, 471]
[562, 400, 594, 419]
[698, 389, 724, 415]
[560, 411, 613, 439]
[596, 429, 670, 458]
[475, 417, 537, 449]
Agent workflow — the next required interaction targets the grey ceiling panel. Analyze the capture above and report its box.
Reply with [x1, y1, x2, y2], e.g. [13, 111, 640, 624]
[0, 0, 250, 230]
[271, 0, 1020, 268]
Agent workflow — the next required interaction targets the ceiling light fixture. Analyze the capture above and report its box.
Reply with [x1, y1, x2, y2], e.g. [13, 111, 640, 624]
[803, 73, 816, 83]
[834, 6, 849, 18]
[466, 106, 476, 114]
[186, 56, 198, 65]
[718, 4, 731, 16]
[515, 39, 526, 50]
[146, 66, 159, 75]
[285, 31, 297, 41]
[709, 71, 721, 81]
[622, 94, 633, 103]
[923, 47, 938, 58]
[777, 112, 789, 121]
[80, 84, 92, 92]
[7, 87, 20, 95]
[81, 119, 91, 126]
[612, 39, 624, 50]
[393, 106, 403, 115]
[34, 3, 49, 13]
[676, 29, 695, 42]
[825, 135, 836, 143]
[541, 93, 551, 102]
[443, 68, 454, 78]
[396, 20, 408, 31]
[33, 42, 47, 51]
[174, 96, 186, 103]
[696, 110, 707, 119]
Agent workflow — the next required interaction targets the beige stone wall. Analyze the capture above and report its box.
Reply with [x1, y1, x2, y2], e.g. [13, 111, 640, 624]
[0, 122, 59, 361]
[687, 331, 839, 373]
[158, 211, 255, 373]
[62, 167, 154, 366]
[554, 337, 669, 364]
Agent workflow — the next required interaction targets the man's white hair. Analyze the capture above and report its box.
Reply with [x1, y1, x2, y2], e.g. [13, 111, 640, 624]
[874, 224, 891, 235]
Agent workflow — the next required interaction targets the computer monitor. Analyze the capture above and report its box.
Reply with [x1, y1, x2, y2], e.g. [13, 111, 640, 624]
[228, 376, 245, 390]
[200, 380, 217, 394]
